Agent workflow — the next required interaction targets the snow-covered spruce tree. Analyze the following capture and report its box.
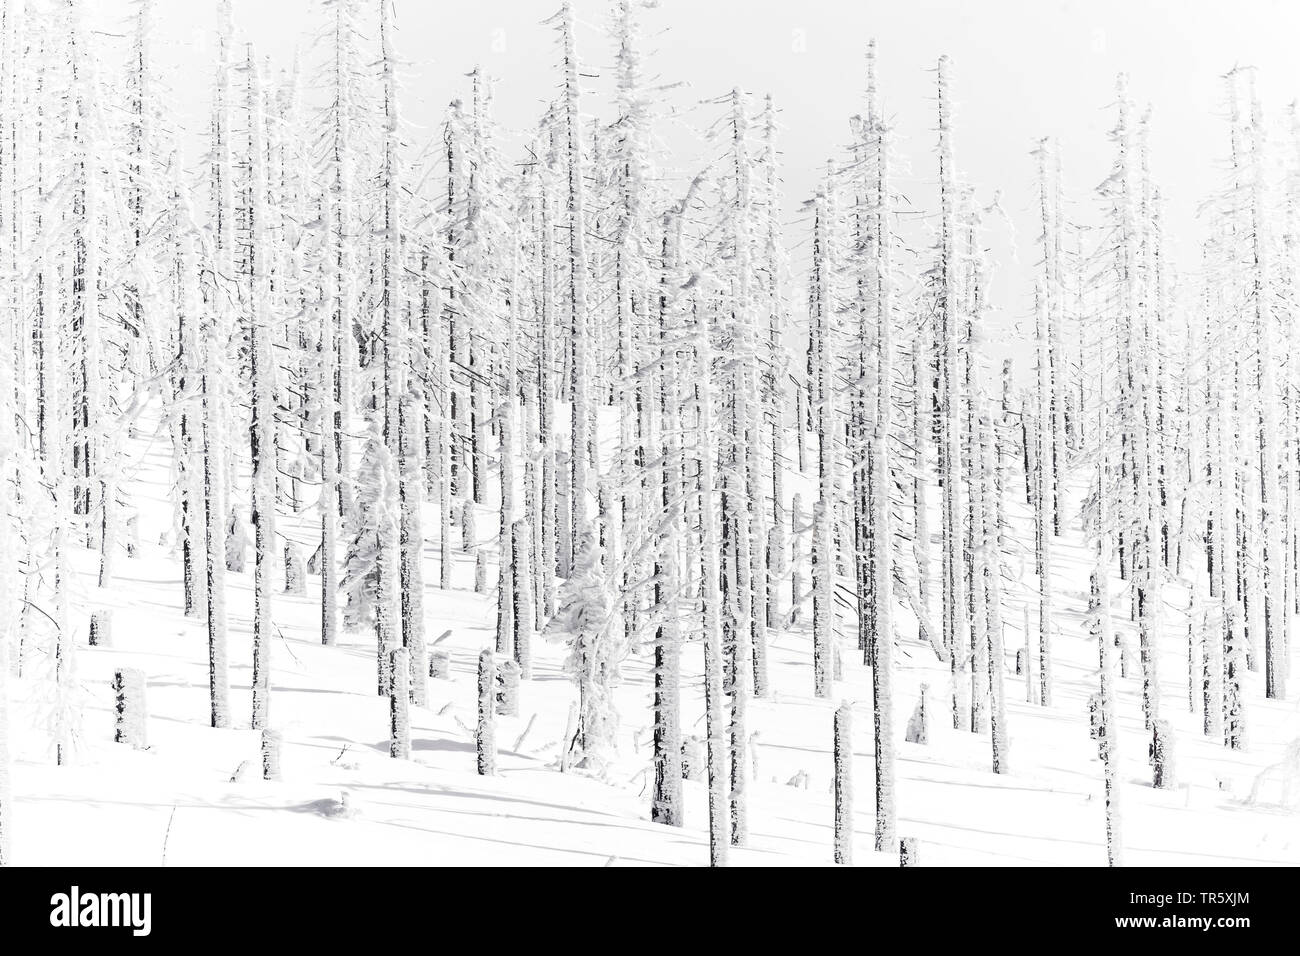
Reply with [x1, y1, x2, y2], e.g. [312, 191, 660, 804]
[342, 419, 394, 635]
[546, 528, 617, 773]
[320, 0, 369, 529]
[864, 58, 899, 848]
[688, 186, 730, 865]
[62, 0, 110, 569]
[442, 96, 470, 507]
[246, 47, 276, 733]
[1033, 284, 1054, 708]
[1241, 70, 1285, 701]
[556, 3, 595, 563]
[605, 0, 656, 677]
[648, 219, 683, 828]
[936, 56, 969, 729]
[981, 393, 1009, 773]
[723, 87, 756, 846]
[166, 157, 208, 622]
[495, 247, 520, 661]
[36, 31, 78, 761]
[758, 95, 790, 634]
[374, 0, 404, 698]
[962, 187, 988, 735]
[464, 70, 504, 511]
[532, 109, 560, 611]
[1133, 102, 1163, 731]
[1032, 138, 1064, 537]
[273, 56, 316, 523]
[432, 238, 454, 592]
[810, 175, 837, 701]
[318, 154, 340, 647]
[200, 0, 240, 731]
[1087, 366, 1123, 867]
[848, 49, 881, 676]
[911, 333, 931, 643]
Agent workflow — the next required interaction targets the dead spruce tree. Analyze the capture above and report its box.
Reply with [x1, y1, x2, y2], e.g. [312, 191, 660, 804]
[246, 48, 276, 733]
[936, 56, 970, 729]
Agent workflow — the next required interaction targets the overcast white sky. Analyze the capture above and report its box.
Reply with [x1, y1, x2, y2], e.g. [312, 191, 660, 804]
[90, 0, 1300, 345]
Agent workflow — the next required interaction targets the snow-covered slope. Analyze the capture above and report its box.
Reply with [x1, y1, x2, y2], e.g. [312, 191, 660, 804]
[6, 408, 1299, 867]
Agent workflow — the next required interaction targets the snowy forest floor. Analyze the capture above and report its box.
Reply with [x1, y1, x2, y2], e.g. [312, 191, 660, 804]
[6, 404, 1300, 866]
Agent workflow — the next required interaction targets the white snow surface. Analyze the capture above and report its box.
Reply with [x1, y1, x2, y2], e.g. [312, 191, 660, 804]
[6, 406, 1300, 867]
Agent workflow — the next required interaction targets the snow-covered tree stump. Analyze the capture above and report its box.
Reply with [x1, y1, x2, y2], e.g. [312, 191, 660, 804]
[284, 543, 305, 594]
[112, 667, 147, 749]
[477, 649, 496, 775]
[428, 649, 450, 680]
[261, 729, 282, 781]
[899, 837, 919, 867]
[390, 648, 410, 759]
[834, 702, 852, 865]
[225, 510, 248, 573]
[474, 551, 488, 594]
[496, 658, 520, 716]
[905, 683, 930, 745]
[461, 501, 477, 553]
[89, 610, 113, 648]
[125, 514, 140, 558]
[1150, 719, 1175, 789]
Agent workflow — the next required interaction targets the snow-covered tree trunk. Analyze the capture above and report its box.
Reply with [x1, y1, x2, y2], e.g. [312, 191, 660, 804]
[912, 338, 931, 636]
[937, 57, 968, 728]
[319, 179, 340, 647]
[651, 218, 683, 828]
[1092, 293, 1124, 864]
[694, 235, 729, 866]
[477, 648, 496, 775]
[1150, 719, 1175, 789]
[1244, 74, 1286, 700]
[512, 518, 533, 679]
[1034, 286, 1054, 708]
[390, 647, 410, 759]
[833, 701, 852, 865]
[247, 49, 276, 732]
[725, 88, 756, 847]
[760, 96, 788, 636]
[811, 182, 836, 701]
[374, 0, 404, 699]
[982, 400, 1008, 772]
[868, 84, 898, 851]
[558, 4, 594, 557]
[495, 252, 521, 662]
